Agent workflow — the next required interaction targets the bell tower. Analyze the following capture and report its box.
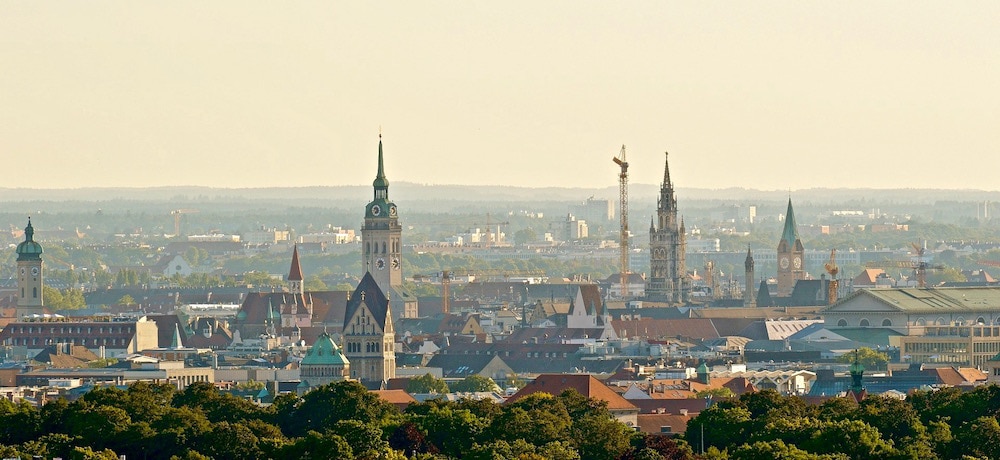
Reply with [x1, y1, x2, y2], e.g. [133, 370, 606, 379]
[361, 135, 404, 303]
[16, 218, 44, 318]
[776, 198, 805, 296]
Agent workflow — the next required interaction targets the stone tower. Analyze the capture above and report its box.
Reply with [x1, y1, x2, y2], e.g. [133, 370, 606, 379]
[776, 198, 805, 296]
[647, 152, 689, 303]
[361, 136, 403, 297]
[744, 245, 756, 308]
[16, 218, 44, 318]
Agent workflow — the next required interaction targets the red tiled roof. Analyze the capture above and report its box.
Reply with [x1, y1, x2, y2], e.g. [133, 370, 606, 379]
[506, 374, 637, 411]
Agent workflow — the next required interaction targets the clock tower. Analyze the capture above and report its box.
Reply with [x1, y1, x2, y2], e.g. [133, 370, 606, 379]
[776, 198, 805, 296]
[16, 218, 44, 318]
[646, 152, 690, 304]
[361, 135, 410, 315]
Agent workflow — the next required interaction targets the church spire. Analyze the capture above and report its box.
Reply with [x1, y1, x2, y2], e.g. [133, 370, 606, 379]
[781, 198, 799, 245]
[288, 245, 303, 282]
[662, 151, 672, 189]
[744, 244, 754, 272]
[373, 134, 389, 199]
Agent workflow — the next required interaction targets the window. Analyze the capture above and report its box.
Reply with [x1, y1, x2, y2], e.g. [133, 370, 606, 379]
[837, 319, 848, 327]
[882, 319, 892, 327]
[859, 319, 870, 327]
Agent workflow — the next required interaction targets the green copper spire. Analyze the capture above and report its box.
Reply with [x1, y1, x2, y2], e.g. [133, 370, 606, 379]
[373, 134, 389, 196]
[781, 198, 799, 245]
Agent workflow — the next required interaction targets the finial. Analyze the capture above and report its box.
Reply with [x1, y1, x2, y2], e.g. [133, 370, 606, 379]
[379, 125, 382, 139]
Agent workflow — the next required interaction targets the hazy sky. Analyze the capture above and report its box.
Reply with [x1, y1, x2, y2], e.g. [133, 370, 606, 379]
[2, 2, 998, 191]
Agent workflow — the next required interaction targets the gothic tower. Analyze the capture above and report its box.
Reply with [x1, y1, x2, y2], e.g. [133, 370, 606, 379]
[744, 245, 756, 307]
[16, 218, 44, 318]
[361, 135, 403, 299]
[776, 198, 805, 296]
[342, 273, 396, 383]
[288, 245, 304, 297]
[647, 152, 689, 303]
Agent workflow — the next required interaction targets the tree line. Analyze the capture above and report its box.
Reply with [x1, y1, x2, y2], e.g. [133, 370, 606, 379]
[0, 380, 688, 460]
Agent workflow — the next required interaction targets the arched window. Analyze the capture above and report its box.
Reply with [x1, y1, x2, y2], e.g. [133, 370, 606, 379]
[837, 319, 848, 327]
[956, 316, 966, 325]
[936, 317, 946, 325]
[882, 319, 892, 327]
[859, 318, 870, 327]
[916, 318, 926, 326]
[977, 317, 986, 325]
[32, 287, 37, 298]
[366, 242, 370, 254]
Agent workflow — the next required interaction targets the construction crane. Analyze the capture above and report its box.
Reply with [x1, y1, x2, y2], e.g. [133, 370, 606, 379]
[612, 145, 629, 298]
[171, 209, 199, 237]
[865, 241, 943, 288]
[825, 249, 839, 304]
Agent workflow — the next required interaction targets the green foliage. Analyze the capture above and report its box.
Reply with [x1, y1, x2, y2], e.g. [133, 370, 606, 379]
[43, 286, 87, 310]
[406, 373, 449, 394]
[836, 347, 890, 370]
[695, 387, 735, 400]
[275, 380, 398, 437]
[450, 374, 500, 393]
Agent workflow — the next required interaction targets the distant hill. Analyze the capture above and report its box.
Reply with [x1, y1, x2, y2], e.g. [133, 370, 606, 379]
[0, 184, 999, 208]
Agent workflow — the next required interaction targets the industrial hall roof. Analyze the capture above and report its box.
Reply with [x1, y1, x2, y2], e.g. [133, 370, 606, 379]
[822, 287, 1000, 314]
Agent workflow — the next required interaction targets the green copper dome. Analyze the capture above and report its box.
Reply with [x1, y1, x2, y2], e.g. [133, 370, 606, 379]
[16, 218, 42, 261]
[301, 332, 349, 366]
[373, 136, 389, 190]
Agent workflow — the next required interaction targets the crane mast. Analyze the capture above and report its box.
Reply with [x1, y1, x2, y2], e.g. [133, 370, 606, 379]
[613, 145, 629, 298]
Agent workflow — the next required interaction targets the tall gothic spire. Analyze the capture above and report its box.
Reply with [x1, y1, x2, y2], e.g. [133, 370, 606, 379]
[373, 134, 389, 199]
[745, 244, 754, 271]
[662, 151, 672, 189]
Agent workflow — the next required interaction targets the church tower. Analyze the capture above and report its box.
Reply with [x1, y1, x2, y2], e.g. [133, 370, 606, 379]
[361, 136, 403, 297]
[16, 218, 44, 318]
[342, 273, 396, 383]
[776, 198, 805, 296]
[647, 152, 689, 303]
[744, 245, 756, 308]
[288, 245, 304, 297]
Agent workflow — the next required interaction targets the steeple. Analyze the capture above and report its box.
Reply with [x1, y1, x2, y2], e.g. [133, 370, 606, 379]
[744, 244, 754, 272]
[373, 134, 389, 200]
[662, 151, 672, 189]
[288, 245, 303, 281]
[781, 198, 799, 246]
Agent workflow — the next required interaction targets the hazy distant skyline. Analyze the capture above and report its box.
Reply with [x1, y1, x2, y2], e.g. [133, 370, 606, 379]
[2, 2, 998, 191]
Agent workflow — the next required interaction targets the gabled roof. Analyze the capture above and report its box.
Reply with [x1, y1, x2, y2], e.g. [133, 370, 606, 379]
[344, 272, 391, 327]
[506, 374, 637, 411]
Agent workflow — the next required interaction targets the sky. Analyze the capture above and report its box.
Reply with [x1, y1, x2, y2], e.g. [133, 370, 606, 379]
[2, 2, 999, 191]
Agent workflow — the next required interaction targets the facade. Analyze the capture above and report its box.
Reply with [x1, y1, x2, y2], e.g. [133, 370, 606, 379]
[16, 218, 44, 319]
[0, 317, 159, 359]
[776, 199, 806, 296]
[646, 153, 689, 303]
[342, 273, 396, 383]
[360, 136, 418, 318]
[823, 287, 1000, 366]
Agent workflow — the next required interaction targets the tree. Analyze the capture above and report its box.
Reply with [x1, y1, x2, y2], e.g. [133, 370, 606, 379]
[275, 381, 398, 437]
[117, 294, 136, 307]
[569, 414, 634, 460]
[450, 375, 500, 393]
[730, 440, 846, 460]
[694, 387, 735, 400]
[406, 373, 449, 394]
[836, 347, 889, 371]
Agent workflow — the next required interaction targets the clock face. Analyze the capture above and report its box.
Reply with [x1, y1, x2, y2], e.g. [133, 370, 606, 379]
[391, 257, 400, 269]
[371, 204, 381, 216]
[389, 205, 397, 216]
[779, 257, 790, 270]
[375, 257, 386, 270]
[31, 267, 38, 276]
[793, 257, 802, 269]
